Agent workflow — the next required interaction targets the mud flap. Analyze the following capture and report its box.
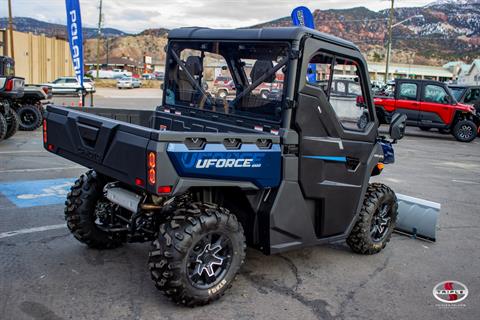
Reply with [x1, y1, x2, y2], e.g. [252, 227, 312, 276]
[394, 194, 440, 242]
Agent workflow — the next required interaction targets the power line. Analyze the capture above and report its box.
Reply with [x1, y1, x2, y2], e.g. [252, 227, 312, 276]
[95, 0, 103, 79]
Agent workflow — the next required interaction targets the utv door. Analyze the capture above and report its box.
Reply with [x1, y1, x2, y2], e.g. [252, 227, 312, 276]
[294, 38, 381, 238]
[419, 83, 455, 126]
[394, 81, 421, 125]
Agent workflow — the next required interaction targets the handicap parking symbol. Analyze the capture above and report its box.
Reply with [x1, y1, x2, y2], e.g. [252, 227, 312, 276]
[0, 178, 76, 208]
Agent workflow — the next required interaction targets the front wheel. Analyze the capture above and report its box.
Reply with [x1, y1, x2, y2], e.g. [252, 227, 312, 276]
[452, 120, 477, 142]
[347, 183, 398, 255]
[149, 202, 245, 306]
[216, 90, 228, 99]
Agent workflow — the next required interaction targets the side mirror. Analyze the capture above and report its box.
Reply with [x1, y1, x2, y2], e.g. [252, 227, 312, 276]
[389, 113, 407, 142]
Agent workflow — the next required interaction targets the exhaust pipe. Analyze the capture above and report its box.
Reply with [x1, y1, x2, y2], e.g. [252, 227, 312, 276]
[106, 187, 143, 213]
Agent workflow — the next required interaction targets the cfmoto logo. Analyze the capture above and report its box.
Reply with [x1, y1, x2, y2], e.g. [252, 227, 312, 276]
[433, 281, 468, 304]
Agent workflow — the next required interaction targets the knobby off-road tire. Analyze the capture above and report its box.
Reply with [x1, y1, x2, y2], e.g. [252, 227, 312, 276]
[65, 170, 125, 249]
[17, 104, 43, 131]
[347, 183, 398, 255]
[4, 109, 19, 140]
[149, 202, 246, 307]
[0, 113, 8, 140]
[452, 120, 477, 142]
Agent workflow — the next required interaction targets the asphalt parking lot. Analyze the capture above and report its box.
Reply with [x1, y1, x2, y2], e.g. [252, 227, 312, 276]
[0, 94, 479, 319]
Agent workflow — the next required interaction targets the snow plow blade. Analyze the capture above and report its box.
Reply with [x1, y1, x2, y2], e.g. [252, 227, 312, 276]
[394, 194, 440, 242]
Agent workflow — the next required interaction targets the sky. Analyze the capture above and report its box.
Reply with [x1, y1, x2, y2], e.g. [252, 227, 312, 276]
[3, 0, 436, 33]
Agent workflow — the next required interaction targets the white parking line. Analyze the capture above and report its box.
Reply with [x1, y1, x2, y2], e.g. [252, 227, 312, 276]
[0, 166, 84, 174]
[452, 179, 480, 185]
[0, 224, 66, 239]
[0, 150, 46, 154]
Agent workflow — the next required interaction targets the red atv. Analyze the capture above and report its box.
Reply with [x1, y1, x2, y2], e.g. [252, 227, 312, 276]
[374, 79, 479, 142]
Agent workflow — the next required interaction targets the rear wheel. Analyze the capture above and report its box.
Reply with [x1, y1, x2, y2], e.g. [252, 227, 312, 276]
[0, 113, 7, 140]
[4, 109, 19, 139]
[149, 202, 245, 306]
[17, 104, 43, 131]
[65, 170, 126, 249]
[452, 120, 477, 142]
[347, 183, 398, 255]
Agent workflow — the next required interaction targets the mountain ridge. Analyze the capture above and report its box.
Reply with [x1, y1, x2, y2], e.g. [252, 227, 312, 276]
[2, 1, 479, 66]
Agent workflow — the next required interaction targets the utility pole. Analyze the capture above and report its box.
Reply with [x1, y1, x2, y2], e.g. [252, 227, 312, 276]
[385, 0, 394, 82]
[7, 0, 14, 59]
[95, 0, 103, 79]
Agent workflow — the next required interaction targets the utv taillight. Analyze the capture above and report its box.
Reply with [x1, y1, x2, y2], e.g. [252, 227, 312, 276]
[147, 152, 156, 185]
[5, 79, 13, 91]
[42, 86, 49, 94]
[43, 119, 47, 143]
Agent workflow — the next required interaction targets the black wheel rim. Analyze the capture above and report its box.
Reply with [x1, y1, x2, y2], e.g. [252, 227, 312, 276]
[20, 110, 37, 125]
[458, 125, 473, 140]
[370, 203, 392, 242]
[187, 232, 233, 289]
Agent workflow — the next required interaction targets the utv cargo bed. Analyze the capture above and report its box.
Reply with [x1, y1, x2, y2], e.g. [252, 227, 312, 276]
[44, 105, 281, 194]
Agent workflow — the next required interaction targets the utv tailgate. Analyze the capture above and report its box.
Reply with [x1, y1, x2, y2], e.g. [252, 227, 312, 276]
[44, 105, 155, 187]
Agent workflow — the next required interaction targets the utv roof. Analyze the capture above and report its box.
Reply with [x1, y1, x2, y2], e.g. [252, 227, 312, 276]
[168, 27, 359, 51]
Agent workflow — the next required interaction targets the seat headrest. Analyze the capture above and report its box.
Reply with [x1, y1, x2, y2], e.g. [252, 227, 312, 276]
[178, 56, 203, 81]
[251, 60, 275, 84]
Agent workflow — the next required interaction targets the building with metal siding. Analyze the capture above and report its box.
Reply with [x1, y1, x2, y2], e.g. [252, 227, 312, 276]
[0, 29, 74, 83]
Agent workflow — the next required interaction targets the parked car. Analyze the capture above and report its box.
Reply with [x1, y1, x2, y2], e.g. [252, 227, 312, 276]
[117, 77, 142, 89]
[374, 79, 479, 142]
[448, 85, 480, 113]
[211, 76, 235, 98]
[252, 80, 283, 99]
[45, 77, 95, 95]
[87, 69, 131, 79]
[154, 71, 165, 81]
[142, 73, 155, 80]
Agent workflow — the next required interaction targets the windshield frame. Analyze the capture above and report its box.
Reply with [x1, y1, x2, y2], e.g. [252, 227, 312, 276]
[448, 87, 466, 102]
[163, 39, 293, 124]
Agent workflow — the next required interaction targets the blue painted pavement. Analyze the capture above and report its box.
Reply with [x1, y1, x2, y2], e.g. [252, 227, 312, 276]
[0, 178, 76, 208]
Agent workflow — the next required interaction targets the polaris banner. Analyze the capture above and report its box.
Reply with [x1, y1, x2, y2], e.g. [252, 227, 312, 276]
[291, 6, 315, 29]
[65, 0, 84, 87]
[291, 6, 316, 83]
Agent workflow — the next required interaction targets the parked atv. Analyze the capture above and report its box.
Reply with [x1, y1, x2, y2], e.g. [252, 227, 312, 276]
[0, 57, 24, 141]
[44, 27, 407, 306]
[13, 84, 52, 131]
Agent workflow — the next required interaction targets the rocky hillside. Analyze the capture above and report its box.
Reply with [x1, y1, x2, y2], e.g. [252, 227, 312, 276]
[254, 0, 480, 65]
[0, 17, 127, 39]
[3, 1, 479, 66]
[84, 35, 168, 64]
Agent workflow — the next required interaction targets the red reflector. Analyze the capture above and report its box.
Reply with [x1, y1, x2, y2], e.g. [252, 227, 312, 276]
[47, 144, 54, 151]
[43, 119, 47, 143]
[148, 152, 156, 168]
[148, 168, 156, 185]
[135, 178, 145, 186]
[5, 79, 13, 91]
[157, 186, 172, 194]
